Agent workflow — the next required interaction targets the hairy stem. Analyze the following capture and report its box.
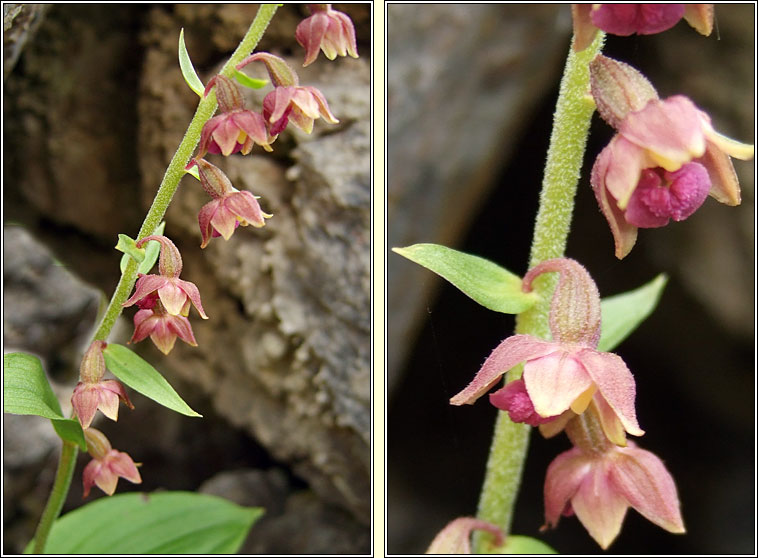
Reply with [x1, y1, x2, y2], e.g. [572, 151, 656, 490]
[473, 32, 605, 552]
[92, 4, 278, 343]
[31, 5, 279, 552]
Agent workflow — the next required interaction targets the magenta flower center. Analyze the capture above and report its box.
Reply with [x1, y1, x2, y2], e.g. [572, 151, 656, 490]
[624, 162, 710, 228]
[591, 4, 686, 36]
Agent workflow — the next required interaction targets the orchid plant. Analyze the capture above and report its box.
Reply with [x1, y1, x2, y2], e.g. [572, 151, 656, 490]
[394, 4, 752, 553]
[3, 4, 359, 554]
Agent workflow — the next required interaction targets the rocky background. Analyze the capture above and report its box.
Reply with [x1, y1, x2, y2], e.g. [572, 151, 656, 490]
[4, 4, 370, 554]
[387, 4, 754, 555]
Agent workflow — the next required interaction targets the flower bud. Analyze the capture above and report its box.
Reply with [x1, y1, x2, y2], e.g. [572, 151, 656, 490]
[136, 235, 183, 278]
[79, 340, 107, 384]
[236, 52, 299, 87]
[590, 55, 659, 130]
[204, 74, 245, 113]
[189, 158, 234, 199]
[84, 427, 112, 460]
[522, 258, 601, 348]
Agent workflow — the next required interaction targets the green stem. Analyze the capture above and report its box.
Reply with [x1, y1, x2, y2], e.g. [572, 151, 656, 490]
[30, 5, 280, 553]
[473, 32, 605, 552]
[92, 3, 279, 343]
[32, 441, 77, 554]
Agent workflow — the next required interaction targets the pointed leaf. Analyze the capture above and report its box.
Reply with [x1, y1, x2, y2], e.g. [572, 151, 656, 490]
[392, 244, 537, 314]
[179, 28, 205, 97]
[598, 274, 668, 352]
[486, 534, 558, 554]
[26, 491, 263, 554]
[233, 69, 268, 90]
[4, 352, 64, 418]
[3, 353, 86, 451]
[118, 222, 166, 274]
[102, 344, 202, 418]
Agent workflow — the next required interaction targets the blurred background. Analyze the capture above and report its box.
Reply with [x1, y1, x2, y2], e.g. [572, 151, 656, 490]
[387, 4, 754, 554]
[4, 4, 370, 554]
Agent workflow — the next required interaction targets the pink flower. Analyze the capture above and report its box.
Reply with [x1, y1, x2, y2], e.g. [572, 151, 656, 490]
[196, 74, 274, 158]
[572, 4, 714, 51]
[589, 56, 754, 259]
[262, 85, 339, 135]
[426, 517, 504, 554]
[544, 438, 684, 549]
[236, 52, 339, 135]
[188, 158, 272, 248]
[296, 4, 359, 67]
[82, 428, 142, 498]
[71, 341, 133, 429]
[450, 259, 643, 445]
[130, 305, 198, 355]
[122, 235, 208, 319]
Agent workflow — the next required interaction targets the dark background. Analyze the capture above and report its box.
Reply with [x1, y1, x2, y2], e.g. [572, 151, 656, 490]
[388, 4, 754, 555]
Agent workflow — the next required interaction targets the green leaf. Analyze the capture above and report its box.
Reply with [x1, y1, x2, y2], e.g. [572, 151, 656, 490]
[486, 534, 557, 554]
[26, 491, 263, 554]
[51, 418, 87, 451]
[598, 273, 668, 352]
[3, 353, 86, 451]
[179, 28, 205, 97]
[118, 222, 166, 274]
[392, 244, 538, 314]
[4, 352, 64, 418]
[102, 344, 202, 418]
[185, 164, 200, 181]
[233, 69, 268, 90]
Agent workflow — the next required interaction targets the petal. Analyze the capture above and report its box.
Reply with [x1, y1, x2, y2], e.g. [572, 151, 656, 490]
[624, 169, 674, 228]
[333, 11, 359, 58]
[296, 12, 329, 66]
[210, 201, 239, 240]
[577, 350, 644, 437]
[267, 87, 295, 124]
[157, 281, 189, 316]
[213, 115, 242, 157]
[663, 162, 710, 221]
[226, 191, 269, 227]
[609, 444, 685, 534]
[149, 318, 178, 355]
[489, 379, 557, 426]
[683, 4, 714, 35]
[107, 451, 142, 485]
[621, 96, 706, 170]
[304, 86, 339, 123]
[449, 335, 558, 405]
[571, 460, 629, 550]
[96, 388, 121, 422]
[71, 384, 99, 430]
[167, 314, 198, 347]
[82, 459, 103, 498]
[231, 110, 269, 146]
[101, 379, 134, 410]
[702, 125, 754, 162]
[590, 4, 685, 36]
[94, 461, 119, 496]
[175, 278, 208, 319]
[198, 200, 221, 249]
[591, 142, 639, 259]
[544, 446, 591, 527]
[523, 351, 593, 418]
[700, 141, 742, 206]
[604, 135, 653, 209]
[123, 275, 169, 307]
[571, 4, 598, 52]
[130, 309, 159, 344]
[594, 393, 628, 447]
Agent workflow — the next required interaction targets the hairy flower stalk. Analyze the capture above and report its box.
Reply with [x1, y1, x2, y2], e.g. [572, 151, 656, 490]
[472, 32, 606, 552]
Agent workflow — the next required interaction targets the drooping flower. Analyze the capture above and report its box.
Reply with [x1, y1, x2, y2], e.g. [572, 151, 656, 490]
[196, 74, 274, 158]
[572, 4, 714, 51]
[122, 235, 208, 319]
[296, 4, 359, 67]
[426, 517, 504, 554]
[71, 340, 133, 429]
[188, 158, 272, 248]
[130, 303, 198, 355]
[543, 407, 684, 549]
[450, 258, 643, 446]
[589, 55, 754, 259]
[82, 427, 142, 498]
[236, 52, 339, 135]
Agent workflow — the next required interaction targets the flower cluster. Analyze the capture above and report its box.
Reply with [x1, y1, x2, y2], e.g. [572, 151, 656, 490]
[588, 55, 754, 259]
[450, 258, 684, 548]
